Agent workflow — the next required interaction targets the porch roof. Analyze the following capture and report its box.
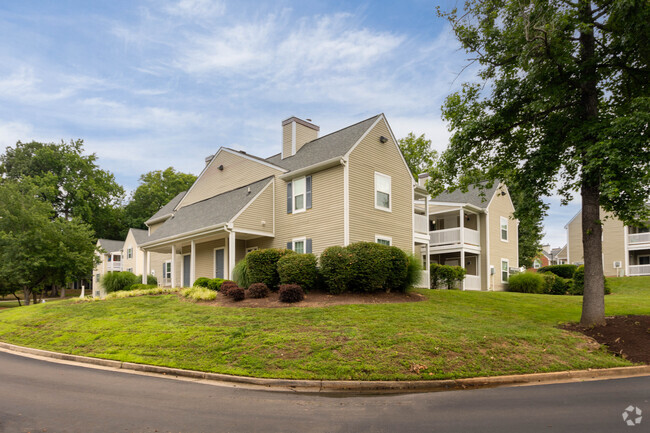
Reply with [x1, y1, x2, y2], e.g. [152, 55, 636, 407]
[143, 176, 273, 245]
[431, 181, 500, 209]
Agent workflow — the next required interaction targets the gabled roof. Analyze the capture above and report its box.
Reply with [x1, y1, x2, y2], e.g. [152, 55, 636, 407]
[430, 181, 501, 209]
[266, 114, 381, 172]
[129, 228, 149, 245]
[145, 177, 273, 244]
[146, 191, 187, 225]
[97, 239, 124, 253]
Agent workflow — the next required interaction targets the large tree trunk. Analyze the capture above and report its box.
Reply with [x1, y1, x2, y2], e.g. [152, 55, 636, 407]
[22, 286, 32, 306]
[580, 184, 606, 326]
[60, 285, 66, 298]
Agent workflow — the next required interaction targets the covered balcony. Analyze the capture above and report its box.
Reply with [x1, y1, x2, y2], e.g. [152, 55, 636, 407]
[430, 252, 482, 290]
[628, 249, 650, 276]
[105, 254, 122, 272]
[428, 207, 481, 251]
[628, 226, 650, 247]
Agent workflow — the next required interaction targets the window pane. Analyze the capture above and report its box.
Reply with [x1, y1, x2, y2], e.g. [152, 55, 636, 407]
[376, 191, 390, 209]
[294, 241, 305, 254]
[295, 194, 304, 210]
[376, 174, 390, 193]
[377, 239, 390, 246]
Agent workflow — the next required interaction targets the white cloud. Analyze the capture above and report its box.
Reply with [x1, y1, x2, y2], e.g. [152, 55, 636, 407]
[164, 0, 226, 20]
[0, 120, 35, 147]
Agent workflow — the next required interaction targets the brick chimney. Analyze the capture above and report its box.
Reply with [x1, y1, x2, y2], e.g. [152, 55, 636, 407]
[282, 117, 319, 159]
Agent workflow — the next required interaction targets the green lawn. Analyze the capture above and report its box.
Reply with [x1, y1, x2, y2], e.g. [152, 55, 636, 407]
[0, 277, 648, 381]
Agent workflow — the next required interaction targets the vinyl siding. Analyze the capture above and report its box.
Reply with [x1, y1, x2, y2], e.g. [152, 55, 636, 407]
[194, 239, 226, 279]
[348, 117, 413, 253]
[487, 185, 518, 291]
[233, 181, 274, 233]
[295, 124, 318, 153]
[569, 209, 626, 276]
[149, 221, 164, 235]
[179, 150, 282, 208]
[121, 231, 138, 274]
[568, 215, 583, 265]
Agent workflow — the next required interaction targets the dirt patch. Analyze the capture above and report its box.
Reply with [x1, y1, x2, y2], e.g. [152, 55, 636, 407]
[563, 315, 650, 364]
[200, 290, 425, 308]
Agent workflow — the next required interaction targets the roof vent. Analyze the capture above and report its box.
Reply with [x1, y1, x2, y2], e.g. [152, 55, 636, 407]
[205, 154, 214, 165]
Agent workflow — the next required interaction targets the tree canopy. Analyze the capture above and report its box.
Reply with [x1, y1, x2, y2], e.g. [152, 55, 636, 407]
[124, 167, 196, 229]
[0, 140, 126, 239]
[398, 133, 438, 179]
[433, 0, 649, 326]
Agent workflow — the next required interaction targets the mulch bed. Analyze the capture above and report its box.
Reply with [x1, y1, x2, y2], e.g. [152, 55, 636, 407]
[563, 315, 650, 364]
[202, 290, 425, 308]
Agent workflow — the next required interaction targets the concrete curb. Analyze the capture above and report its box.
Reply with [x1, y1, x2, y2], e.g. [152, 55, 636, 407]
[1, 341, 649, 394]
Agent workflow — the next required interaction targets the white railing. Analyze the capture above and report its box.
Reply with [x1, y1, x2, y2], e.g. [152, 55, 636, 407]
[629, 232, 650, 244]
[464, 275, 481, 290]
[629, 265, 650, 276]
[429, 227, 480, 247]
[414, 214, 428, 234]
[107, 263, 122, 272]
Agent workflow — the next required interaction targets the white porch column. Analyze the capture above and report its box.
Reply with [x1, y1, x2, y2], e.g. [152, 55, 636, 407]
[425, 195, 430, 289]
[171, 245, 177, 288]
[624, 225, 629, 277]
[228, 231, 236, 279]
[190, 240, 196, 286]
[142, 250, 149, 284]
[460, 207, 465, 290]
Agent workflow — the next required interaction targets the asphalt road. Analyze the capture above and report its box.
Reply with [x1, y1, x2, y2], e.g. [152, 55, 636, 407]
[0, 351, 648, 433]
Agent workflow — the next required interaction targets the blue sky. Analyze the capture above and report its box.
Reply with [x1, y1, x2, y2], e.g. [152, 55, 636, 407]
[0, 0, 578, 248]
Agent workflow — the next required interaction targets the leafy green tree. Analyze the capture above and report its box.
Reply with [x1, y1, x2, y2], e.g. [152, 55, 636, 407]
[509, 184, 546, 269]
[0, 140, 126, 239]
[398, 133, 438, 179]
[433, 0, 649, 326]
[124, 167, 196, 229]
[0, 181, 98, 305]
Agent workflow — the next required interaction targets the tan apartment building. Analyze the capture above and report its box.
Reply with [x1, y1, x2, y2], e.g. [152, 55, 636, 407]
[565, 209, 650, 277]
[92, 238, 124, 297]
[415, 177, 519, 291]
[139, 114, 430, 288]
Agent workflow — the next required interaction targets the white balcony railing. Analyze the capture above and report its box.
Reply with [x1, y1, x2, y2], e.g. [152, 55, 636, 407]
[414, 214, 428, 234]
[629, 265, 650, 276]
[106, 263, 122, 272]
[464, 275, 481, 290]
[629, 232, 650, 244]
[430, 227, 480, 247]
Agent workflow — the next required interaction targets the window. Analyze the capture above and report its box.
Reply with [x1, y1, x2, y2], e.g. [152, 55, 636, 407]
[127, 247, 133, 259]
[375, 172, 391, 211]
[533, 259, 541, 269]
[500, 217, 509, 241]
[375, 235, 391, 246]
[163, 261, 172, 280]
[95, 274, 100, 282]
[288, 237, 311, 254]
[501, 259, 509, 282]
[293, 238, 305, 254]
[246, 246, 259, 255]
[293, 177, 306, 213]
[640, 256, 650, 265]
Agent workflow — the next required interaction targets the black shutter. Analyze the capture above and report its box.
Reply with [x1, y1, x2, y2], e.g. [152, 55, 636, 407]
[306, 238, 312, 254]
[287, 182, 292, 214]
[286, 241, 292, 250]
[306, 175, 312, 209]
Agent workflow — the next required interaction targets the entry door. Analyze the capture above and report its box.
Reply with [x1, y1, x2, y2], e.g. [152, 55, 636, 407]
[183, 255, 191, 287]
[215, 249, 225, 279]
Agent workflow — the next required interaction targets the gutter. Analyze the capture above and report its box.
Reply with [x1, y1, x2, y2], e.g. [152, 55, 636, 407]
[278, 156, 345, 181]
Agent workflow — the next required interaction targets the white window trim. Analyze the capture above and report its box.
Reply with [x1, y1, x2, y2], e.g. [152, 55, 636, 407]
[246, 246, 259, 254]
[501, 259, 509, 283]
[292, 176, 307, 214]
[374, 172, 392, 212]
[500, 216, 509, 242]
[127, 246, 133, 259]
[291, 237, 307, 254]
[533, 259, 541, 269]
[213, 247, 225, 279]
[163, 260, 172, 280]
[375, 235, 392, 246]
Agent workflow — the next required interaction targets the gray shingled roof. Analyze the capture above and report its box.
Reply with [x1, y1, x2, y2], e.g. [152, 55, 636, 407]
[130, 228, 149, 245]
[265, 114, 381, 171]
[145, 177, 273, 244]
[97, 239, 124, 253]
[431, 181, 501, 208]
[145, 191, 187, 224]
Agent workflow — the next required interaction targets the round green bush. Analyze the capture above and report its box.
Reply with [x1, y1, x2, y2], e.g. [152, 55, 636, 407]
[101, 271, 140, 293]
[319, 246, 353, 294]
[207, 278, 225, 291]
[383, 247, 410, 292]
[247, 283, 269, 299]
[346, 242, 390, 293]
[571, 265, 611, 295]
[277, 253, 319, 292]
[537, 264, 578, 279]
[506, 272, 545, 294]
[247, 248, 295, 290]
[278, 284, 305, 303]
[193, 277, 211, 288]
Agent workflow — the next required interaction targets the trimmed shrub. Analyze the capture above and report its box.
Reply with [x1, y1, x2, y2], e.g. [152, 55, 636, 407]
[180, 287, 217, 301]
[220, 280, 238, 295]
[278, 284, 305, 303]
[207, 278, 225, 291]
[228, 286, 246, 301]
[247, 248, 296, 290]
[319, 246, 353, 294]
[124, 283, 157, 292]
[506, 272, 545, 294]
[232, 258, 251, 289]
[571, 265, 611, 295]
[430, 264, 465, 289]
[384, 247, 410, 292]
[277, 253, 319, 292]
[101, 271, 140, 293]
[346, 242, 390, 293]
[146, 274, 157, 286]
[537, 264, 578, 279]
[193, 277, 211, 288]
[247, 283, 269, 299]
